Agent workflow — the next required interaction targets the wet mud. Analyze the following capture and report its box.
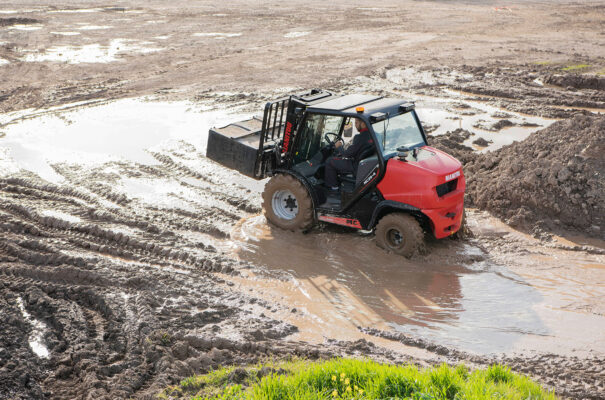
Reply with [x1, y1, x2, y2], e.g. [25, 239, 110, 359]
[543, 74, 605, 91]
[0, 18, 40, 27]
[2, 1, 605, 399]
[427, 129, 475, 164]
[1, 81, 604, 400]
[0, 152, 430, 399]
[363, 327, 605, 400]
[465, 115, 604, 238]
[426, 117, 604, 239]
[0, 168, 260, 398]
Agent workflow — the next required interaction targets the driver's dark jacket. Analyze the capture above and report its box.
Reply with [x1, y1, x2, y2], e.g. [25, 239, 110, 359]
[336, 128, 374, 168]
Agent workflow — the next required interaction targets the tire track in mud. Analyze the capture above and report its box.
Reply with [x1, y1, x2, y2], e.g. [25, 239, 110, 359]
[0, 144, 298, 399]
[2, 108, 603, 399]
[2, 135, 411, 397]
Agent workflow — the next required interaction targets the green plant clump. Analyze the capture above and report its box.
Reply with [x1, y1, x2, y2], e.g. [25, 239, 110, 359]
[159, 358, 557, 400]
[561, 64, 591, 71]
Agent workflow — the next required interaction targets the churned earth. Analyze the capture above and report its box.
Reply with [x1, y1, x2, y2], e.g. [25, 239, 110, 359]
[1, 1, 605, 400]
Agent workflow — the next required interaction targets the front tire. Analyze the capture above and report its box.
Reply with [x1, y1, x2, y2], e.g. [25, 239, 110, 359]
[262, 174, 314, 231]
[375, 213, 425, 257]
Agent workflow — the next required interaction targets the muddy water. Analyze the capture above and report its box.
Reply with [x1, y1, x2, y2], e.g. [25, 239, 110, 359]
[229, 214, 605, 357]
[0, 87, 557, 183]
[0, 97, 250, 183]
[16, 297, 50, 358]
[468, 213, 605, 354]
[20, 39, 163, 64]
[413, 93, 556, 152]
[354, 70, 558, 151]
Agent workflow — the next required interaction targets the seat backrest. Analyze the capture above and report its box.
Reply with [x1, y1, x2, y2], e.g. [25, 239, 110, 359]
[355, 155, 379, 187]
[355, 146, 375, 165]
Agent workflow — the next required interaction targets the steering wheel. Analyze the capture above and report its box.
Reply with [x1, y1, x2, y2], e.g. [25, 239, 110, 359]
[324, 132, 342, 147]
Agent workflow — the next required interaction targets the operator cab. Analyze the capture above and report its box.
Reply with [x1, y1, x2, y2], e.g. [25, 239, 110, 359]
[289, 95, 428, 211]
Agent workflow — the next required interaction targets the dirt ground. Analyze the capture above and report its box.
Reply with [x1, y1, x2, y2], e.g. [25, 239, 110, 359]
[1, 0, 604, 113]
[1, 1, 605, 399]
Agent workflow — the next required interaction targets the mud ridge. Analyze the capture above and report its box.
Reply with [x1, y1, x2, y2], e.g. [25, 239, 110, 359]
[543, 74, 605, 91]
[428, 129, 476, 164]
[0, 18, 40, 27]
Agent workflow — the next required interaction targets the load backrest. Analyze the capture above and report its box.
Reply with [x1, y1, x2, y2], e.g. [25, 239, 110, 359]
[260, 98, 288, 146]
[255, 89, 334, 179]
[254, 98, 289, 179]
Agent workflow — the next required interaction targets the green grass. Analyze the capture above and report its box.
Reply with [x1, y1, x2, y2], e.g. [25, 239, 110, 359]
[159, 358, 557, 400]
[561, 63, 591, 71]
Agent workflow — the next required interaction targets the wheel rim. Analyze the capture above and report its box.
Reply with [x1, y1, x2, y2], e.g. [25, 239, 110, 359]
[386, 228, 404, 248]
[272, 189, 298, 220]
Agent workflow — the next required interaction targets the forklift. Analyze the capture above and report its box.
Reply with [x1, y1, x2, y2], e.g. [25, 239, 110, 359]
[206, 89, 465, 257]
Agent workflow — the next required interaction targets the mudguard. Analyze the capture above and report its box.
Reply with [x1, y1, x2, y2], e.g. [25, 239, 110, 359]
[367, 200, 421, 229]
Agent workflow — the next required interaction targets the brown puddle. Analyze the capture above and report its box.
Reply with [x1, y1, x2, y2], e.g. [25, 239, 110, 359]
[225, 214, 605, 357]
[412, 92, 557, 152]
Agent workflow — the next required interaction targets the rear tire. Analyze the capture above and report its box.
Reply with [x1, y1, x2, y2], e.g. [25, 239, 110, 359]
[262, 174, 314, 231]
[375, 213, 425, 258]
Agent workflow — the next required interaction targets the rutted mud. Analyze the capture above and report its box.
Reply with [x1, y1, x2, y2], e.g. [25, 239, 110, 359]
[2, 1, 605, 399]
[0, 18, 40, 26]
[0, 150, 301, 399]
[1, 94, 604, 400]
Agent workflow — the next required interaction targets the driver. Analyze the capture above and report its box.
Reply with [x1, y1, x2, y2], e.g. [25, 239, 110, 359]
[324, 118, 374, 192]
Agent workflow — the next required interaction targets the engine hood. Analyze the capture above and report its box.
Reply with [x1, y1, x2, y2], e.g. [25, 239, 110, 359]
[377, 145, 466, 224]
[396, 146, 461, 176]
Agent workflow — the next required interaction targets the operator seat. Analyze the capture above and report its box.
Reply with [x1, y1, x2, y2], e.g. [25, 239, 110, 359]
[338, 147, 376, 185]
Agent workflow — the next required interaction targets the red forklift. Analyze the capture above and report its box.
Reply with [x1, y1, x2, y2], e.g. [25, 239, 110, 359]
[207, 89, 465, 257]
